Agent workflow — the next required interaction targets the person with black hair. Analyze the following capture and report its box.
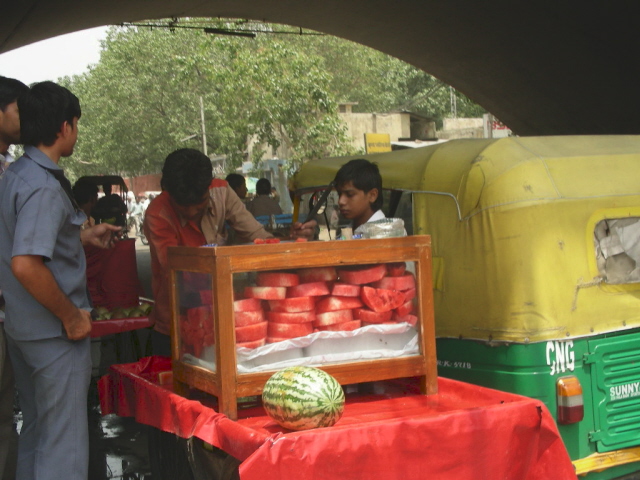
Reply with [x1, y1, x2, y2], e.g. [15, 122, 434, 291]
[0, 75, 27, 480]
[246, 178, 283, 218]
[72, 178, 99, 226]
[143, 148, 271, 354]
[225, 172, 248, 200]
[333, 158, 385, 235]
[0, 81, 120, 480]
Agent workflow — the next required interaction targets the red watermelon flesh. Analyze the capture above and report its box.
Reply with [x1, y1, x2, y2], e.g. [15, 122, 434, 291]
[234, 310, 265, 327]
[266, 310, 317, 324]
[315, 295, 363, 313]
[394, 313, 418, 326]
[330, 283, 361, 297]
[234, 297, 263, 312]
[372, 274, 416, 291]
[386, 262, 407, 277]
[403, 288, 416, 301]
[256, 272, 300, 287]
[267, 321, 314, 339]
[236, 321, 268, 343]
[313, 309, 353, 327]
[244, 286, 287, 300]
[236, 338, 266, 349]
[353, 308, 393, 324]
[287, 282, 330, 298]
[266, 337, 289, 344]
[297, 266, 338, 282]
[338, 264, 386, 285]
[360, 286, 406, 312]
[395, 300, 415, 317]
[316, 320, 362, 332]
[268, 296, 316, 313]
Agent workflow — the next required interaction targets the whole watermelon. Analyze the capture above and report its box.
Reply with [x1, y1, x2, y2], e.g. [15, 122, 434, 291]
[262, 366, 345, 430]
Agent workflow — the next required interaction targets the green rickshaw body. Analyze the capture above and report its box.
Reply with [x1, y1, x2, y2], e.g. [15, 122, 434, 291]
[293, 136, 640, 479]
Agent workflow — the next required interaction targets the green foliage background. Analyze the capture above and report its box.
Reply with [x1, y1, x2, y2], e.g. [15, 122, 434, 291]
[60, 20, 485, 179]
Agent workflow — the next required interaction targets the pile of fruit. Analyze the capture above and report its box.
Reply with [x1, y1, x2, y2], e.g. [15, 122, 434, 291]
[93, 302, 153, 320]
[181, 262, 417, 356]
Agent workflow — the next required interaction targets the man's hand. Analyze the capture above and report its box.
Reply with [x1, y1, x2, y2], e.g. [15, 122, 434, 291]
[81, 223, 122, 249]
[290, 219, 318, 240]
[62, 308, 92, 341]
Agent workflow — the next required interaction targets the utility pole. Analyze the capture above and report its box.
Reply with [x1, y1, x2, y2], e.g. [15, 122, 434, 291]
[199, 96, 207, 156]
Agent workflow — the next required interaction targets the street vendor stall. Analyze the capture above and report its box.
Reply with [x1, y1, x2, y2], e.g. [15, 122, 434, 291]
[99, 355, 575, 479]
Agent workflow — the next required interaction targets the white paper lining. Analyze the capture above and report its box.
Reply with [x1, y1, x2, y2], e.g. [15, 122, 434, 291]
[182, 322, 419, 373]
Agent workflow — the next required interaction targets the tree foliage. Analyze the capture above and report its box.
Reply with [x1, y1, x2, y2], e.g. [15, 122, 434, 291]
[62, 20, 484, 178]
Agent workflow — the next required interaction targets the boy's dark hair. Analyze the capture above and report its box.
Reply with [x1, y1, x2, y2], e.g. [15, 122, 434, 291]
[256, 178, 272, 196]
[72, 178, 99, 206]
[19, 81, 81, 147]
[0, 76, 28, 111]
[334, 158, 383, 211]
[225, 173, 246, 190]
[161, 148, 213, 206]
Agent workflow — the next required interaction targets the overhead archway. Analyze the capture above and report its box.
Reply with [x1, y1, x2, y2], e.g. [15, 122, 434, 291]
[3, 1, 640, 136]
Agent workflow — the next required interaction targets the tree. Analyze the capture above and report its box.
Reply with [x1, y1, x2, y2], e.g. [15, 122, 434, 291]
[64, 23, 354, 178]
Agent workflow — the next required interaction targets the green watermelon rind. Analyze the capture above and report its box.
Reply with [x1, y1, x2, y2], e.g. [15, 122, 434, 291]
[262, 366, 345, 430]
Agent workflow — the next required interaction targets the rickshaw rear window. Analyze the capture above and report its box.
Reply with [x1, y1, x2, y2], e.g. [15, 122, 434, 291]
[594, 217, 640, 284]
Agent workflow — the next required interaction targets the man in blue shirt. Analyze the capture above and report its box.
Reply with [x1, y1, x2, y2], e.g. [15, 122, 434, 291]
[0, 81, 120, 480]
[0, 75, 28, 480]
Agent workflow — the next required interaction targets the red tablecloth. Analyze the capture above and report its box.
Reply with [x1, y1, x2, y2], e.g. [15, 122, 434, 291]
[99, 356, 576, 480]
[90, 316, 153, 338]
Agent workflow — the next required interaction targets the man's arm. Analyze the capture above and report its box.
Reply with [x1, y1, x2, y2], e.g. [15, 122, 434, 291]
[11, 255, 91, 340]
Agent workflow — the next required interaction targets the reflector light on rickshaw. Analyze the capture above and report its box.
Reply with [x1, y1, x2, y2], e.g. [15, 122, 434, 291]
[556, 376, 584, 424]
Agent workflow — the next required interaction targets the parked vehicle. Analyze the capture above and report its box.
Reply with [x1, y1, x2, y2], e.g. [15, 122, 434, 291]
[292, 136, 640, 480]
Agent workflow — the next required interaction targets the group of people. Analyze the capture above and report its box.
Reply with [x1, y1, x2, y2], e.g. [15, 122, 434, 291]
[225, 173, 284, 218]
[0, 74, 387, 480]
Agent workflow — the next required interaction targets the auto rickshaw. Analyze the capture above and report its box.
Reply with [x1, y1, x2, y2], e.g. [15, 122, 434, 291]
[291, 136, 640, 480]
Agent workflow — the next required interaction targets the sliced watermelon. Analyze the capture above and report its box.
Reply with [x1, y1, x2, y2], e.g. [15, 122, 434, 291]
[337, 264, 386, 285]
[234, 310, 266, 327]
[266, 310, 317, 324]
[353, 308, 393, 324]
[287, 282, 330, 298]
[297, 266, 338, 283]
[372, 274, 416, 291]
[313, 309, 353, 327]
[236, 321, 268, 343]
[234, 297, 263, 312]
[244, 286, 287, 300]
[330, 283, 361, 297]
[385, 262, 407, 277]
[266, 337, 289, 344]
[315, 295, 363, 314]
[360, 286, 406, 312]
[236, 338, 266, 349]
[268, 296, 316, 313]
[267, 321, 314, 339]
[395, 299, 415, 317]
[403, 288, 416, 301]
[256, 272, 300, 287]
[316, 320, 362, 332]
[394, 313, 418, 326]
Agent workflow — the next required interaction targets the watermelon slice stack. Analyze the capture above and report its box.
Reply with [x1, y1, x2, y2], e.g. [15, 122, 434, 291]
[227, 263, 419, 350]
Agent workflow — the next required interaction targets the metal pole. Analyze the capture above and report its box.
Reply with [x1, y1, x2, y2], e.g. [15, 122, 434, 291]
[200, 96, 207, 156]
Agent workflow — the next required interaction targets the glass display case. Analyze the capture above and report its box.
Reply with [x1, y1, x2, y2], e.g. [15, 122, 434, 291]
[168, 235, 436, 419]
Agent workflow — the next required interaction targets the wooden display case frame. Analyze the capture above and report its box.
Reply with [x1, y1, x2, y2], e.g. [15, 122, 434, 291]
[168, 235, 437, 420]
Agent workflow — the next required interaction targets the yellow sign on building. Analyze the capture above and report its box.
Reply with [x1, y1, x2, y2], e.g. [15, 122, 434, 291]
[364, 133, 391, 153]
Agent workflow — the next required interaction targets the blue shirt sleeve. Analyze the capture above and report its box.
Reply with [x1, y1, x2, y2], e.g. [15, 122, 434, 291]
[12, 182, 67, 260]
